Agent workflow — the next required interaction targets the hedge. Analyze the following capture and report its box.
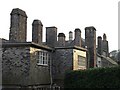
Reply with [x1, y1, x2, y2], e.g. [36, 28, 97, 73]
[64, 66, 120, 88]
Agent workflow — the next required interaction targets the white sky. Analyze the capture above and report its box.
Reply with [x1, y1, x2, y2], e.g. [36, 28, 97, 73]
[0, 0, 119, 52]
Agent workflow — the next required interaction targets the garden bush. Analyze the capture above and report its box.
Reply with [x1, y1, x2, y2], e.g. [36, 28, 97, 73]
[64, 66, 120, 88]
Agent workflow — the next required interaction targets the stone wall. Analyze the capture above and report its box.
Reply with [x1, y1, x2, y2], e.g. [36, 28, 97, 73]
[2, 46, 30, 86]
[2, 45, 51, 87]
[28, 47, 51, 85]
[52, 48, 86, 87]
[52, 48, 73, 87]
[53, 49, 73, 79]
[97, 55, 118, 68]
[101, 57, 116, 67]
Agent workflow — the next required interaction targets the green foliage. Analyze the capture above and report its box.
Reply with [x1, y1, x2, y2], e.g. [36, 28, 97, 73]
[64, 66, 120, 88]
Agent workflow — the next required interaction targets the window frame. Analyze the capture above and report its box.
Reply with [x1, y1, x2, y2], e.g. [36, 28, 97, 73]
[78, 55, 86, 68]
[37, 51, 49, 66]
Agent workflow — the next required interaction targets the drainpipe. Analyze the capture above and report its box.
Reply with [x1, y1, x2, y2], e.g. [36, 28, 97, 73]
[50, 50, 54, 89]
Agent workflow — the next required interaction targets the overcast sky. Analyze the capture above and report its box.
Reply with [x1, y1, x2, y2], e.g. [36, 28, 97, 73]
[0, 0, 119, 52]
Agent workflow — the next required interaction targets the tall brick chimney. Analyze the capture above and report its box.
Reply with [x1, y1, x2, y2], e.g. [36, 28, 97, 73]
[85, 26, 96, 68]
[102, 33, 109, 56]
[32, 19, 43, 44]
[69, 31, 73, 41]
[74, 28, 81, 47]
[58, 33, 66, 47]
[97, 36, 103, 55]
[46, 26, 57, 47]
[9, 8, 27, 42]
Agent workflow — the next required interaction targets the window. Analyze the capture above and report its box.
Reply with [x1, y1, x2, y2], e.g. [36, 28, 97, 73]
[37, 51, 49, 65]
[78, 55, 86, 69]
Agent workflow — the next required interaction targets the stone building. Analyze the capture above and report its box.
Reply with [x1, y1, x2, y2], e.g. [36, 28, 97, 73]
[1, 8, 118, 89]
[96, 34, 118, 67]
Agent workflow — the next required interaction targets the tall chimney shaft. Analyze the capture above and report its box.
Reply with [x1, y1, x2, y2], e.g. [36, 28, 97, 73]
[46, 26, 57, 47]
[69, 31, 73, 41]
[58, 33, 66, 47]
[97, 36, 102, 55]
[85, 26, 96, 68]
[9, 8, 27, 42]
[74, 28, 81, 47]
[32, 19, 43, 44]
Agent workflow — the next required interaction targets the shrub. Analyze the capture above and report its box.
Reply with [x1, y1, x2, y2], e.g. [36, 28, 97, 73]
[64, 66, 120, 88]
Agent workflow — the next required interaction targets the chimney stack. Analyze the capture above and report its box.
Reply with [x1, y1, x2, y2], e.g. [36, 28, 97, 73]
[46, 26, 57, 47]
[97, 36, 103, 55]
[102, 33, 109, 56]
[9, 8, 27, 42]
[69, 31, 73, 41]
[32, 19, 43, 44]
[85, 26, 96, 68]
[58, 33, 66, 47]
[74, 28, 81, 47]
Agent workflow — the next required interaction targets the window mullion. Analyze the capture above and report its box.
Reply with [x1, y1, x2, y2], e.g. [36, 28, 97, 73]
[37, 51, 49, 66]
